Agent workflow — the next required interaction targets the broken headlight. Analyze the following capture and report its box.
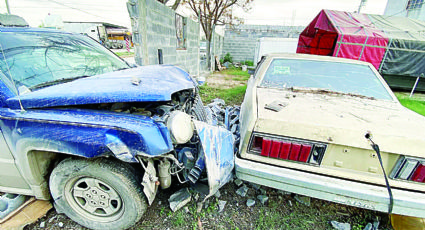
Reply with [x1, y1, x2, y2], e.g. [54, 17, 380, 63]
[166, 111, 194, 144]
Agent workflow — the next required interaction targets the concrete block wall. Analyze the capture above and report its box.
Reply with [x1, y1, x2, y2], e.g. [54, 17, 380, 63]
[222, 24, 304, 62]
[127, 0, 200, 75]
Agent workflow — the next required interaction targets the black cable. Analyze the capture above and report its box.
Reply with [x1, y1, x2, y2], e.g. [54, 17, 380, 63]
[365, 133, 394, 214]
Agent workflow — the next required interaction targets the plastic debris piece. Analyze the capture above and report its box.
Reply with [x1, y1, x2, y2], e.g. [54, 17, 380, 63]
[193, 120, 235, 198]
[330, 221, 351, 230]
[363, 223, 372, 230]
[168, 188, 191, 212]
[218, 200, 227, 213]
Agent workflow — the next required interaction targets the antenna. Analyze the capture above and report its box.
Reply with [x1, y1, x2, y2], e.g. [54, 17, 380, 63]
[0, 41, 25, 112]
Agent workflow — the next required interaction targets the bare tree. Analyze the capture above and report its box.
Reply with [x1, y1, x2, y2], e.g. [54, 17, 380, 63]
[184, 0, 253, 69]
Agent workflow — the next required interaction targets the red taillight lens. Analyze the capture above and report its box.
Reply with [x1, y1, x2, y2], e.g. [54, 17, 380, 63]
[289, 143, 301, 161]
[299, 145, 312, 162]
[411, 163, 425, 182]
[270, 141, 282, 158]
[279, 142, 291, 159]
[261, 139, 272, 157]
[249, 134, 326, 165]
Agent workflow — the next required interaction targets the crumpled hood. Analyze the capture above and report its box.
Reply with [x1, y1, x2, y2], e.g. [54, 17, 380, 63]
[255, 88, 425, 157]
[7, 65, 195, 109]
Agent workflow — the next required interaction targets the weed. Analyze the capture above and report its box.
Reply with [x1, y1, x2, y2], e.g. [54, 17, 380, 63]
[159, 206, 166, 216]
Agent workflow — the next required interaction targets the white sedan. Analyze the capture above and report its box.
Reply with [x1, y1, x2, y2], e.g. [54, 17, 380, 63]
[236, 53, 425, 218]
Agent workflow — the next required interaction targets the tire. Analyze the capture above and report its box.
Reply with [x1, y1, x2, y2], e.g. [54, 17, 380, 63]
[49, 158, 147, 230]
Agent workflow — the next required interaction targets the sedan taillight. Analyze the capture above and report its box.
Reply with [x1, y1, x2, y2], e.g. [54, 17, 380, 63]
[390, 156, 425, 183]
[249, 133, 327, 165]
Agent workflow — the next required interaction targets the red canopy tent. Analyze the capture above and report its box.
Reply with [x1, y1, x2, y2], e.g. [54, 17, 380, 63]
[297, 10, 425, 91]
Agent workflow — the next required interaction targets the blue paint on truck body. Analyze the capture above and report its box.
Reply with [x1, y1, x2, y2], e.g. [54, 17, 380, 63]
[0, 27, 196, 161]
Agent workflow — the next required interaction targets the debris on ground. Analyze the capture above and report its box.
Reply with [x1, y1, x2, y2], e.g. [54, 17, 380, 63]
[278, 190, 292, 195]
[294, 194, 311, 206]
[363, 223, 372, 230]
[234, 178, 243, 187]
[236, 185, 249, 197]
[257, 195, 269, 205]
[218, 200, 227, 213]
[169, 188, 191, 212]
[330, 220, 351, 230]
[250, 183, 261, 191]
[246, 199, 256, 207]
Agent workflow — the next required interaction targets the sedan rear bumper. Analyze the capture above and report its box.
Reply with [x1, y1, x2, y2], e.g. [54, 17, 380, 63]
[235, 157, 425, 218]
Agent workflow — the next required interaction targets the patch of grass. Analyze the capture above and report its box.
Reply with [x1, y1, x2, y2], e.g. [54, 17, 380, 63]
[199, 84, 247, 105]
[395, 93, 425, 116]
[114, 51, 134, 57]
[171, 210, 185, 227]
[222, 67, 250, 78]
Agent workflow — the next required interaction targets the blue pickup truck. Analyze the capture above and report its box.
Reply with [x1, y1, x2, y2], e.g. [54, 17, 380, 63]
[0, 16, 234, 229]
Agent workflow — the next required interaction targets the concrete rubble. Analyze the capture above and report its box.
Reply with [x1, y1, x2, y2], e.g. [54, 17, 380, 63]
[0, 193, 27, 219]
[246, 199, 256, 207]
[168, 188, 191, 212]
[257, 195, 269, 205]
[236, 185, 249, 197]
[234, 179, 243, 187]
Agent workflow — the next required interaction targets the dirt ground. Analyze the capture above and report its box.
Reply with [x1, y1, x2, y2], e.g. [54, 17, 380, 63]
[24, 179, 392, 230]
[204, 73, 247, 89]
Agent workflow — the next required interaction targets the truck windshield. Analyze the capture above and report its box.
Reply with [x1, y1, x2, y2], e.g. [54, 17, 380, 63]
[0, 31, 130, 91]
[260, 58, 394, 100]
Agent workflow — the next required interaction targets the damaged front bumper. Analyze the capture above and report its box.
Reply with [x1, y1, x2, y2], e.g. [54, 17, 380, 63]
[138, 120, 235, 204]
[235, 157, 425, 218]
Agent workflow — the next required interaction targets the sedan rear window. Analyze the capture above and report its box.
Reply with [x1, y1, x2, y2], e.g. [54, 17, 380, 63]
[260, 58, 393, 100]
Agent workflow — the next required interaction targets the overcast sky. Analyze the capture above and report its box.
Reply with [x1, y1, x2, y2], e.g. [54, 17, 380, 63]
[1, 0, 388, 28]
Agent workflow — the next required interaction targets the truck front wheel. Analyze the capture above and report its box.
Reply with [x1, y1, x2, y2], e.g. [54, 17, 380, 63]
[49, 158, 147, 229]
